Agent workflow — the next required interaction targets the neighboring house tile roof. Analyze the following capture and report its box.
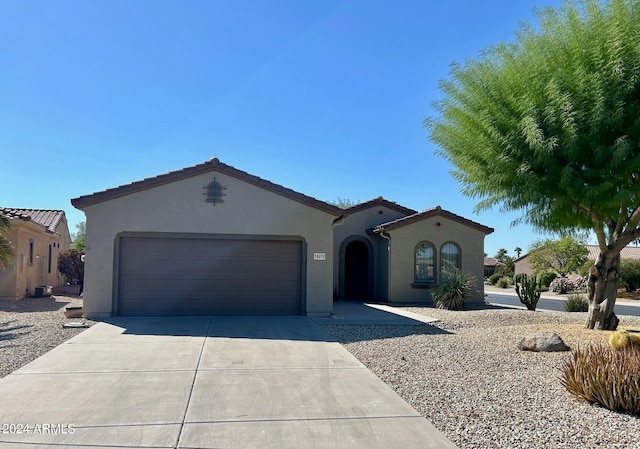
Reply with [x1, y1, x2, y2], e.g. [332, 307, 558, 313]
[484, 257, 503, 267]
[344, 196, 418, 216]
[371, 206, 494, 235]
[585, 244, 640, 260]
[0, 208, 65, 233]
[71, 158, 344, 216]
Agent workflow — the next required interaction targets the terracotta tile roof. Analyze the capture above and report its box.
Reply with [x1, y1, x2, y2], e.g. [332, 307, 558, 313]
[0, 208, 65, 233]
[484, 257, 503, 267]
[71, 158, 344, 216]
[344, 196, 418, 216]
[585, 244, 640, 260]
[371, 206, 494, 235]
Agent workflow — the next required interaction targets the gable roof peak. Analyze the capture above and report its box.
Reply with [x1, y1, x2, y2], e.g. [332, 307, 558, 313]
[71, 158, 343, 216]
[372, 205, 494, 235]
[344, 197, 418, 216]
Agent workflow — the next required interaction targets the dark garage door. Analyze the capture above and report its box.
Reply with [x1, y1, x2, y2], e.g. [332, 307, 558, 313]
[118, 236, 302, 316]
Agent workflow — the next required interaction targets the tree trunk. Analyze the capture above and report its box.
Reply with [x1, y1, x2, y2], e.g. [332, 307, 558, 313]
[585, 253, 620, 330]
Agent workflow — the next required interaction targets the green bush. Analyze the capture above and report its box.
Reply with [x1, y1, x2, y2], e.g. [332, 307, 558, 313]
[496, 277, 510, 288]
[488, 273, 502, 285]
[563, 294, 588, 312]
[620, 259, 640, 291]
[561, 344, 640, 414]
[432, 269, 475, 310]
[536, 270, 557, 289]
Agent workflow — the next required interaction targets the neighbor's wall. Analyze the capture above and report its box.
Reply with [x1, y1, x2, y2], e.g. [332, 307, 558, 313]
[387, 215, 488, 304]
[0, 220, 69, 300]
[333, 205, 408, 300]
[79, 171, 337, 318]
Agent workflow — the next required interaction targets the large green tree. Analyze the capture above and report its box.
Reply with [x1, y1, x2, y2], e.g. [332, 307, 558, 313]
[0, 214, 13, 267]
[528, 236, 589, 276]
[72, 221, 86, 251]
[428, 0, 640, 330]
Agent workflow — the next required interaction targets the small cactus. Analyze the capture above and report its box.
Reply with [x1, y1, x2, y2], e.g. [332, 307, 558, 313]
[609, 330, 640, 350]
[515, 273, 541, 311]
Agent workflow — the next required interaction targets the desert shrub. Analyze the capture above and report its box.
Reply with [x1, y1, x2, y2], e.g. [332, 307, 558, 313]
[536, 270, 557, 289]
[550, 277, 575, 294]
[563, 293, 588, 312]
[496, 277, 510, 288]
[488, 273, 502, 285]
[620, 259, 640, 291]
[515, 273, 541, 310]
[432, 269, 475, 310]
[610, 330, 640, 350]
[572, 276, 587, 292]
[57, 249, 84, 284]
[561, 344, 640, 414]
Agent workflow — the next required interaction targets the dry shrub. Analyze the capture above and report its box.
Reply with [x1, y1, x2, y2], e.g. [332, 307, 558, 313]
[561, 344, 640, 414]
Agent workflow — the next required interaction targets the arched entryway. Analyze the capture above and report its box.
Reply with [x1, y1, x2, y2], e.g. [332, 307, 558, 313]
[340, 237, 373, 300]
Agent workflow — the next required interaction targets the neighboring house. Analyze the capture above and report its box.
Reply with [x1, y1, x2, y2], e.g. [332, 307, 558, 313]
[0, 208, 72, 300]
[514, 244, 640, 275]
[71, 158, 493, 318]
[483, 257, 503, 278]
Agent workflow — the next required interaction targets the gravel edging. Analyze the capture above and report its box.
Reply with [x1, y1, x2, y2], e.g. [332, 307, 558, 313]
[0, 295, 95, 378]
[321, 307, 640, 449]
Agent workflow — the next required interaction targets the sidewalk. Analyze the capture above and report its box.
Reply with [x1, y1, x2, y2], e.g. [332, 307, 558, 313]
[484, 284, 640, 307]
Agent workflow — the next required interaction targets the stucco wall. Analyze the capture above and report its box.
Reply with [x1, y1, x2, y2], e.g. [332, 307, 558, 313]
[0, 221, 70, 300]
[79, 171, 337, 318]
[386, 215, 488, 304]
[333, 205, 407, 300]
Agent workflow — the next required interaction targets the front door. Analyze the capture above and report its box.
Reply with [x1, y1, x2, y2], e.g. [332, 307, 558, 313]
[344, 240, 370, 300]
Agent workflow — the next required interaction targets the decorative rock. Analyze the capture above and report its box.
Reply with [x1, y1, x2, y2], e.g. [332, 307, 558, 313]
[518, 332, 570, 352]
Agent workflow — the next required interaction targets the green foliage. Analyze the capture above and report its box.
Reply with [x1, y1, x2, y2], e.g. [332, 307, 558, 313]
[432, 269, 475, 310]
[564, 293, 589, 312]
[428, 0, 640, 235]
[496, 277, 510, 288]
[515, 273, 541, 310]
[330, 198, 359, 209]
[488, 273, 503, 285]
[620, 259, 640, 291]
[72, 221, 86, 251]
[561, 344, 640, 413]
[528, 237, 589, 276]
[0, 214, 13, 267]
[494, 249, 515, 276]
[536, 270, 558, 289]
[57, 249, 84, 283]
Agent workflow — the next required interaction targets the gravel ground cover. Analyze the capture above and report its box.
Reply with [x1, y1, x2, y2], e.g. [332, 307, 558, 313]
[321, 306, 640, 449]
[0, 295, 94, 378]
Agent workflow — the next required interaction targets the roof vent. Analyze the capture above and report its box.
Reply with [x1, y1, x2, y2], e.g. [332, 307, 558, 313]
[203, 177, 226, 205]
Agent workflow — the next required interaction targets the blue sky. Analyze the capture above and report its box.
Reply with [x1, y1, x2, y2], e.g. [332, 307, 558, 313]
[1, 0, 569, 258]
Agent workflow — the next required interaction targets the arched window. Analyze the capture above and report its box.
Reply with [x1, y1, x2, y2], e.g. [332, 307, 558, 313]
[415, 241, 436, 282]
[441, 242, 461, 272]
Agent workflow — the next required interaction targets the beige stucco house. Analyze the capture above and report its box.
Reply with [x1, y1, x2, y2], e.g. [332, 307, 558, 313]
[0, 209, 72, 300]
[72, 158, 493, 318]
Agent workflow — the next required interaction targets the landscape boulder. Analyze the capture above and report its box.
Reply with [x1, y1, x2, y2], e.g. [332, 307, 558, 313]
[518, 333, 570, 352]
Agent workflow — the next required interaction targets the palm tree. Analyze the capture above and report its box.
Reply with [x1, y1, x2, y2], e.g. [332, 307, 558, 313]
[514, 247, 523, 258]
[0, 214, 14, 267]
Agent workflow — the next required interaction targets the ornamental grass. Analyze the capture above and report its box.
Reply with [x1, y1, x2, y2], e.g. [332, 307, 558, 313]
[561, 344, 640, 414]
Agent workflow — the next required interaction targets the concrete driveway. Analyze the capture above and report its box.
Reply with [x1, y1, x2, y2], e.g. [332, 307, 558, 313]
[0, 314, 456, 448]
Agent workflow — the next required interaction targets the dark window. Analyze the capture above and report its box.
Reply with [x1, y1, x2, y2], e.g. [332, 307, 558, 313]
[415, 241, 436, 282]
[48, 244, 52, 273]
[29, 240, 34, 265]
[441, 242, 461, 272]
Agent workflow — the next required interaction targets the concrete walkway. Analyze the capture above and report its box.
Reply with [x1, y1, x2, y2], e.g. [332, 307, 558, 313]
[0, 314, 456, 448]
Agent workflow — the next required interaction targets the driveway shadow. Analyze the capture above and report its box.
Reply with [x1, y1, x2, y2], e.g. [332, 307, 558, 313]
[0, 297, 71, 313]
